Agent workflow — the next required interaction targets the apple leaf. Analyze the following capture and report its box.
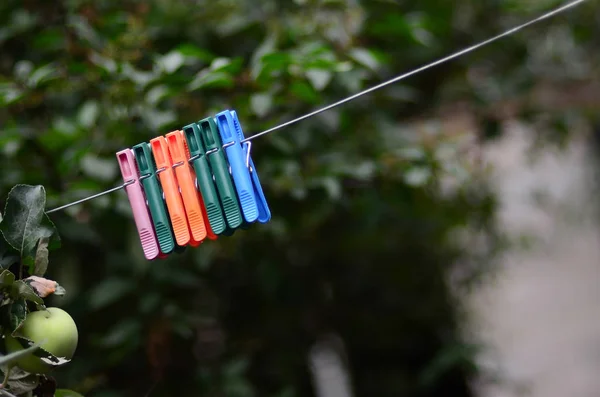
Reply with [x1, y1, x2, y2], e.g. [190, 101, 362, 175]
[39, 351, 71, 367]
[0, 236, 19, 270]
[12, 336, 71, 367]
[33, 237, 49, 277]
[0, 270, 16, 287]
[5, 367, 39, 396]
[0, 341, 40, 368]
[0, 185, 60, 274]
[0, 298, 26, 335]
[11, 281, 44, 307]
[0, 387, 19, 397]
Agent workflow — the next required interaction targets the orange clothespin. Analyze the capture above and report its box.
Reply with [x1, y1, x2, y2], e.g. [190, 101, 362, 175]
[149, 136, 192, 247]
[166, 130, 217, 243]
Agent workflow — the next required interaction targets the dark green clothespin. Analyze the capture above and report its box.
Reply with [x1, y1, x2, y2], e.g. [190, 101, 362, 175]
[182, 122, 227, 235]
[197, 117, 243, 232]
[132, 142, 176, 255]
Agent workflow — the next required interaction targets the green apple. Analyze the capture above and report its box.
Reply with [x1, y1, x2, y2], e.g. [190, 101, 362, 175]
[4, 307, 78, 374]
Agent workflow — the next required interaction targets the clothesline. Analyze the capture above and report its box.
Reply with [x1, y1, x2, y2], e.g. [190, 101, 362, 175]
[44, 0, 588, 215]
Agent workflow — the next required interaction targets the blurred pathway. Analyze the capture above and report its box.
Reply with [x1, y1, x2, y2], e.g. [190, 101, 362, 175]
[468, 123, 600, 397]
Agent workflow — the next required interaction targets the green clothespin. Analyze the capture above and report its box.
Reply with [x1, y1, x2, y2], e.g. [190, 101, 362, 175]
[132, 142, 176, 255]
[182, 122, 227, 235]
[197, 117, 243, 232]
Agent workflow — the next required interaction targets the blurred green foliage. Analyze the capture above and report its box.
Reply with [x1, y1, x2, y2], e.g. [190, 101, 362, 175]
[0, 0, 598, 396]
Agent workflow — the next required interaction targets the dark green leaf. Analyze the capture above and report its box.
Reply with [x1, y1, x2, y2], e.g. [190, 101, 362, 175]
[0, 340, 40, 367]
[0, 237, 19, 270]
[11, 281, 44, 306]
[175, 43, 214, 61]
[290, 81, 320, 104]
[260, 52, 292, 68]
[0, 298, 26, 334]
[0, 270, 15, 287]
[0, 185, 60, 271]
[31, 27, 65, 51]
[11, 336, 70, 366]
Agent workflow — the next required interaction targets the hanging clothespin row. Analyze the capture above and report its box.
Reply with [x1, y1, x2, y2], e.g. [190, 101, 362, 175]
[132, 142, 176, 256]
[116, 109, 272, 260]
[149, 136, 194, 247]
[165, 129, 217, 243]
[116, 149, 161, 261]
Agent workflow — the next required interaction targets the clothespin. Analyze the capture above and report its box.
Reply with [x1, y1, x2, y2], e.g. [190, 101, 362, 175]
[230, 110, 271, 223]
[132, 142, 176, 255]
[116, 149, 160, 260]
[182, 122, 227, 236]
[215, 110, 258, 224]
[165, 130, 216, 243]
[197, 116, 243, 231]
[149, 136, 193, 247]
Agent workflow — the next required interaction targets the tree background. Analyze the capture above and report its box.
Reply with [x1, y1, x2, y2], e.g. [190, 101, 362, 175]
[0, 0, 598, 396]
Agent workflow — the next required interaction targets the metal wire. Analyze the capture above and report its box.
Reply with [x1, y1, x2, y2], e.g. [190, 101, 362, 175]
[240, 0, 587, 143]
[44, 0, 587, 214]
[45, 180, 135, 214]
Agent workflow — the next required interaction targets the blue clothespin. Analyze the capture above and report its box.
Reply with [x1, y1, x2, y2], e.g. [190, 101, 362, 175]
[215, 110, 259, 223]
[230, 110, 271, 224]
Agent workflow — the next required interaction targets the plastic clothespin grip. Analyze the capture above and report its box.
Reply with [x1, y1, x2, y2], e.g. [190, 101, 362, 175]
[179, 129, 218, 241]
[132, 142, 176, 255]
[182, 123, 227, 235]
[116, 149, 160, 260]
[215, 110, 258, 224]
[165, 130, 215, 243]
[149, 136, 193, 247]
[230, 110, 271, 223]
[197, 117, 243, 231]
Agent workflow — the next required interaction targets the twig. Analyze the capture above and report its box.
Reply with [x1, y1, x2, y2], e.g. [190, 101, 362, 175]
[0, 367, 11, 389]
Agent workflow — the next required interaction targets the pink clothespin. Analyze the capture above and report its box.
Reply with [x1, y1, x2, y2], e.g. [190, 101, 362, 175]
[116, 149, 160, 260]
